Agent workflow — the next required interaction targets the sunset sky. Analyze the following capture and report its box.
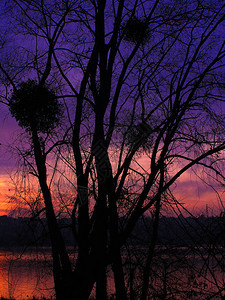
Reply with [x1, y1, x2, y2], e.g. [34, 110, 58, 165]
[0, 87, 225, 217]
[0, 103, 17, 215]
[0, 104, 224, 217]
[0, 0, 225, 218]
[2, 2, 225, 300]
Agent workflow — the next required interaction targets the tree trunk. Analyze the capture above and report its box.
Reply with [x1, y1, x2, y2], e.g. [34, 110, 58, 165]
[76, 177, 90, 299]
[92, 135, 109, 299]
[141, 196, 161, 300]
[31, 129, 73, 299]
[94, 195, 108, 300]
[108, 189, 127, 299]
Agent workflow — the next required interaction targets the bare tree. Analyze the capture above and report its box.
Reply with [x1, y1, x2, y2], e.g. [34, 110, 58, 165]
[1, 0, 225, 299]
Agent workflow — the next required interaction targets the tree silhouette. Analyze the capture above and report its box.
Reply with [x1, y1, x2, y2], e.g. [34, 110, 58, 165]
[1, 0, 225, 299]
[9, 79, 73, 299]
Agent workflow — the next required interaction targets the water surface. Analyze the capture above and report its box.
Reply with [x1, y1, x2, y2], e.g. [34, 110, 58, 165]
[0, 249, 54, 299]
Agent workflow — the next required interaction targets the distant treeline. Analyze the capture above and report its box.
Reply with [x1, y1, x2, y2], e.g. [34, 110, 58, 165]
[0, 214, 225, 248]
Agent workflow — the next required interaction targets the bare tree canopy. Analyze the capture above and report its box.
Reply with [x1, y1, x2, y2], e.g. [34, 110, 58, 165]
[1, 0, 225, 299]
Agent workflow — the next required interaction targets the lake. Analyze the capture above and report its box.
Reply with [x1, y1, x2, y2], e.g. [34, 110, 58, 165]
[0, 247, 225, 299]
[0, 249, 55, 299]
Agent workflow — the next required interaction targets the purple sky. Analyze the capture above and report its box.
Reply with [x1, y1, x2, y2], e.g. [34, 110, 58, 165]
[0, 102, 19, 171]
[0, 0, 225, 217]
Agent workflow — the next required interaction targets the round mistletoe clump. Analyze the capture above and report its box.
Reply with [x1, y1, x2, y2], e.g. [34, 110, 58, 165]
[122, 16, 150, 44]
[9, 79, 63, 133]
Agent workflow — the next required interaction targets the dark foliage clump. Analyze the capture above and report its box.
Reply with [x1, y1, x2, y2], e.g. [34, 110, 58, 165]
[122, 16, 150, 44]
[9, 79, 63, 133]
[126, 120, 153, 151]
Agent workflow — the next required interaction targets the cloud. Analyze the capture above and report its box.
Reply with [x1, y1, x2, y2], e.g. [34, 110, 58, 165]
[173, 170, 225, 215]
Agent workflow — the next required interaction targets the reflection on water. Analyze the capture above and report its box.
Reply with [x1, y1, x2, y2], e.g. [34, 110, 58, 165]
[0, 247, 225, 299]
[0, 249, 54, 299]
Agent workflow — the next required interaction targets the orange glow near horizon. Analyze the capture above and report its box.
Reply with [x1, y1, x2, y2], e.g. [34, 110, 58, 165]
[0, 174, 14, 216]
[0, 167, 224, 218]
[0, 150, 224, 217]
